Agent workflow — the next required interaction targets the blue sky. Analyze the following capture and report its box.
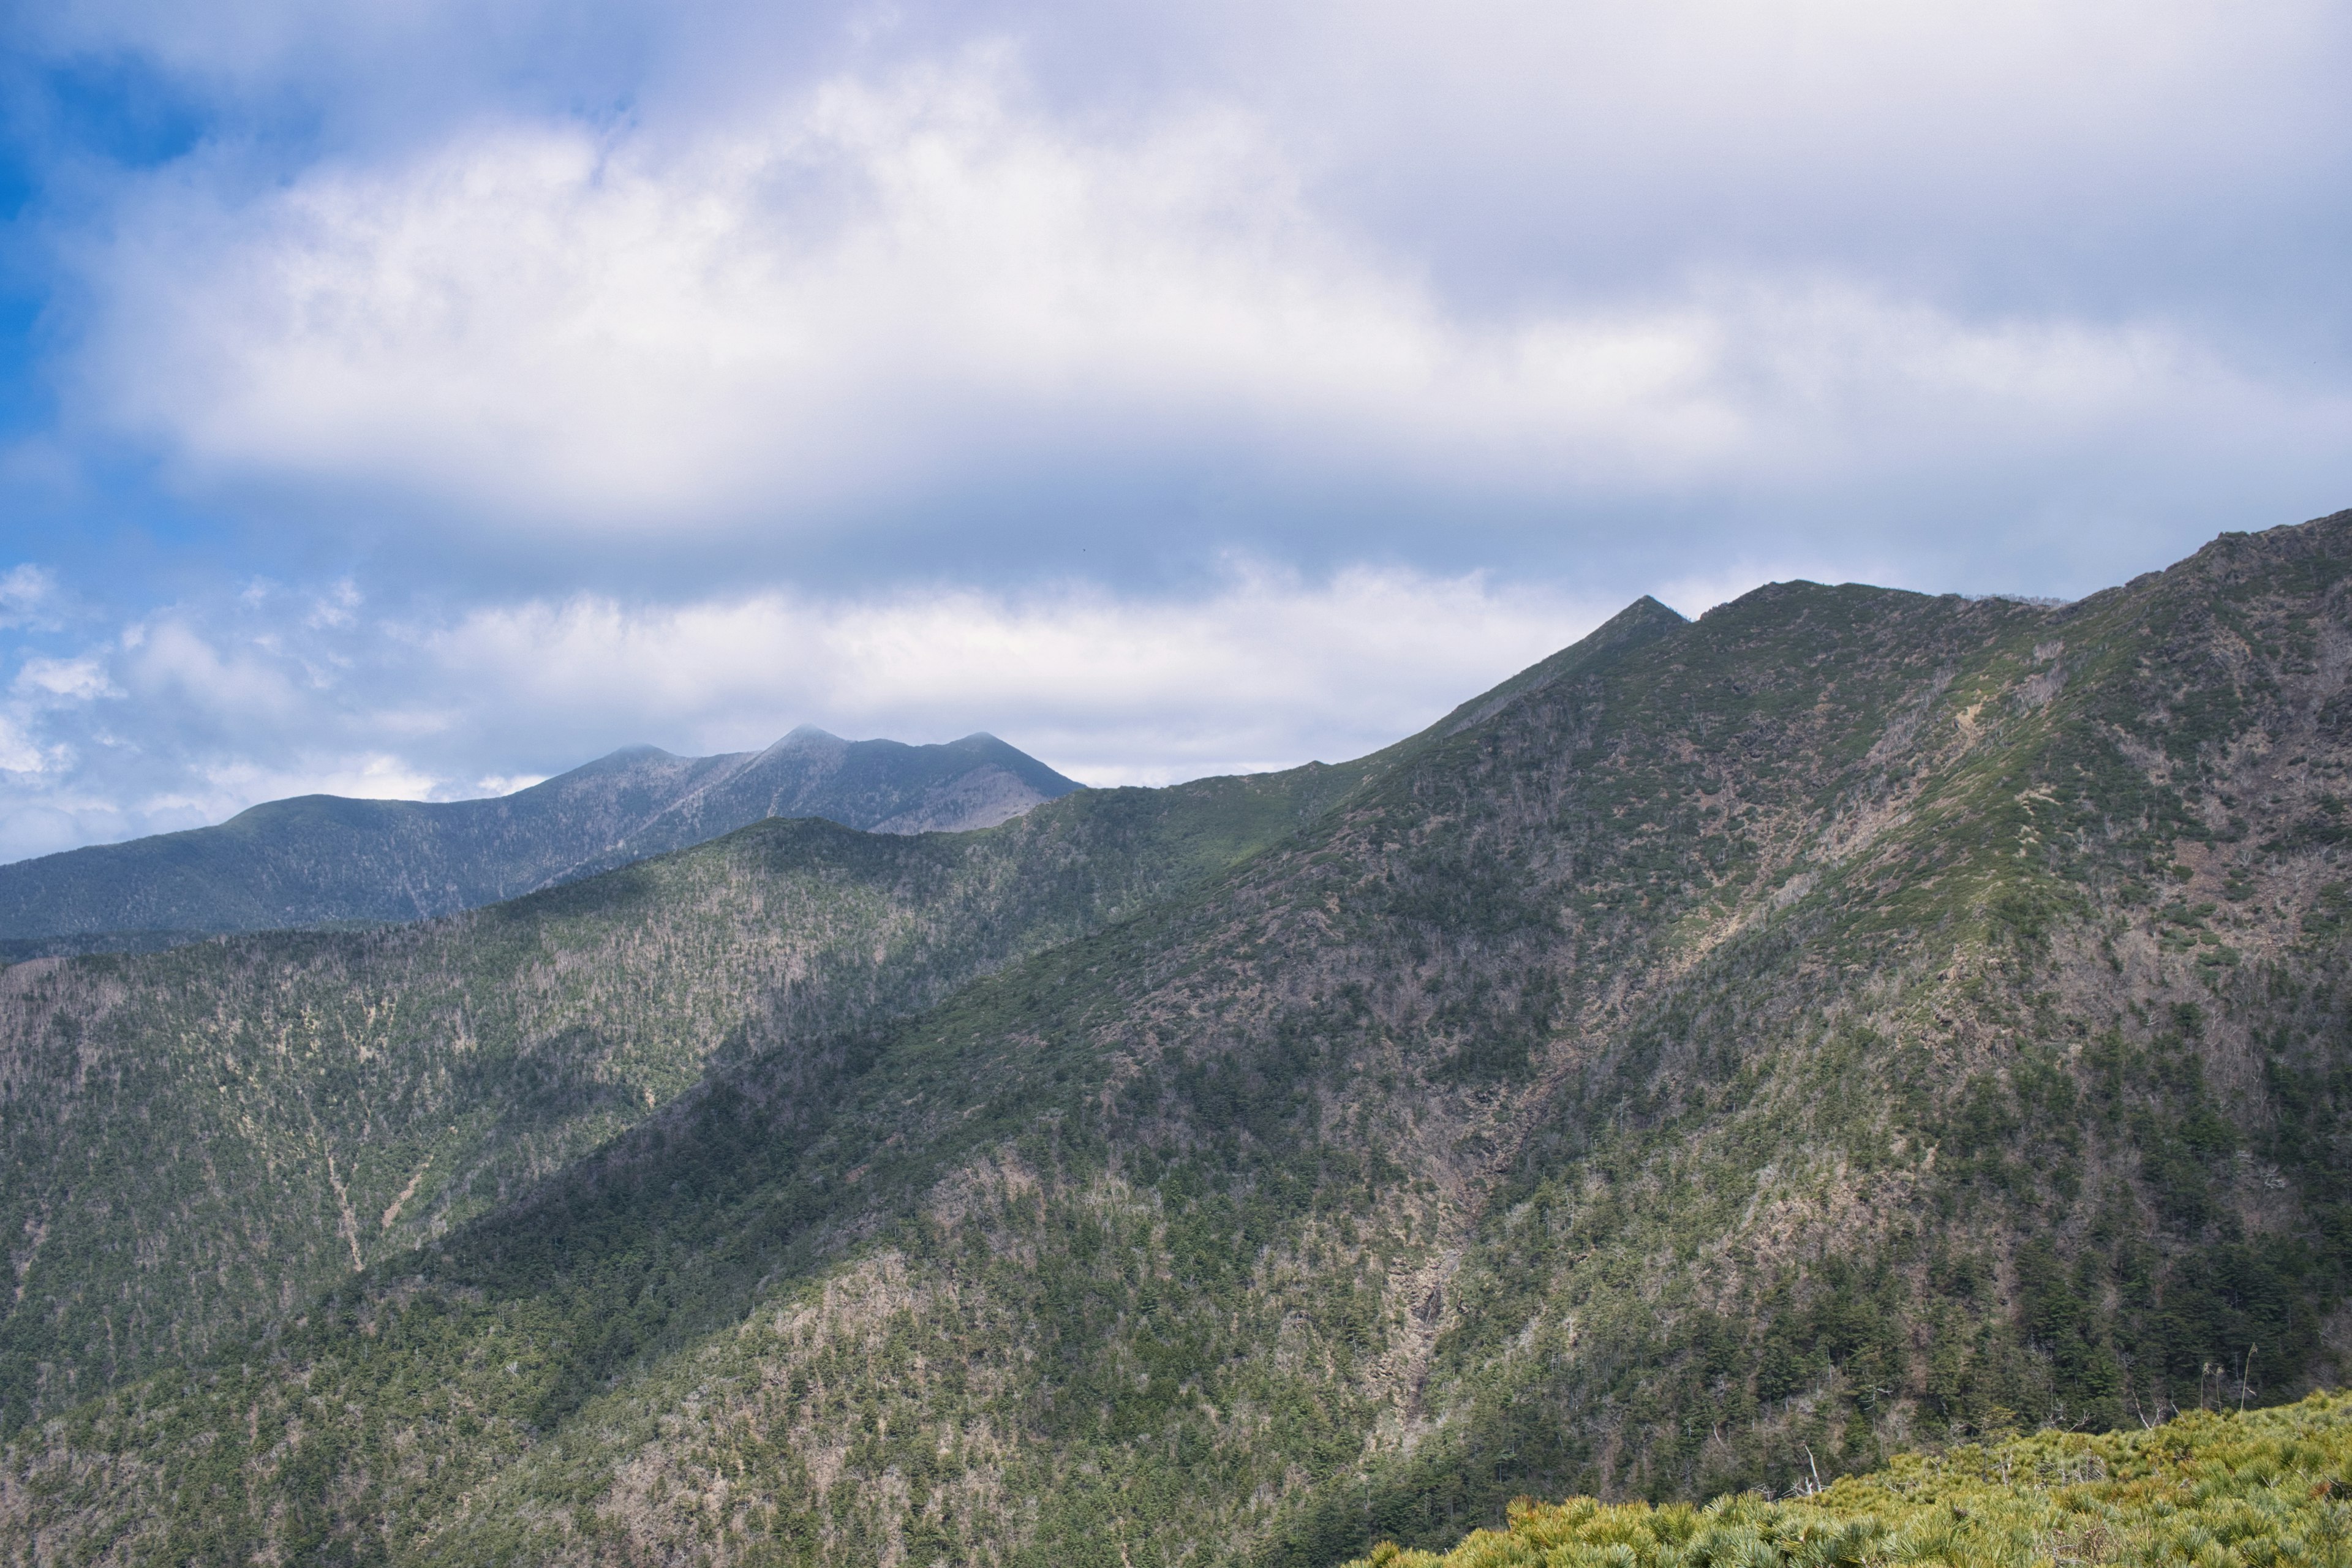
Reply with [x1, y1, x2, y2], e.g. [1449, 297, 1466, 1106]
[1, 0, 2348, 859]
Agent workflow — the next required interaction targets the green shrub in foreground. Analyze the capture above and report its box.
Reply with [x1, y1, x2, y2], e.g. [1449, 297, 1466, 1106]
[1352, 1392, 2352, 1568]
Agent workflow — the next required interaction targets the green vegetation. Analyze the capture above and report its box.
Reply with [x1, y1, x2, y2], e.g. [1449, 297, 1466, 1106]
[5, 511, 2352, 1566]
[0, 760, 1365, 1436]
[1346, 1392, 2352, 1568]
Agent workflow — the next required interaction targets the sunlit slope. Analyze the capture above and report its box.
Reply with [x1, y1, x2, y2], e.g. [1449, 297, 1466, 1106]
[1343, 1393, 2352, 1568]
[1264, 514, 2352, 1564]
[8, 512, 2352, 1567]
[0, 761, 1365, 1435]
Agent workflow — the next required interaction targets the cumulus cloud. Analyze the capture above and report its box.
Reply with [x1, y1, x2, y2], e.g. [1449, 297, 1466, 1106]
[66, 42, 2350, 560]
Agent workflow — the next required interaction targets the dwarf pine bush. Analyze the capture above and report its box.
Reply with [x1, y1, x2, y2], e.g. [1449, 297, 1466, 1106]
[1352, 1393, 2352, 1568]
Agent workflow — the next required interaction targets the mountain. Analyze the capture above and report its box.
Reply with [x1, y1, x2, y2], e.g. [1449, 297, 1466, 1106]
[5, 511, 2352, 1568]
[0, 728, 1082, 956]
[0, 760, 1367, 1436]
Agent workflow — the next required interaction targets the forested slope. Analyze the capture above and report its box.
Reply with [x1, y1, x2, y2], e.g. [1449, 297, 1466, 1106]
[7, 512, 2352, 1567]
[0, 759, 1362, 1436]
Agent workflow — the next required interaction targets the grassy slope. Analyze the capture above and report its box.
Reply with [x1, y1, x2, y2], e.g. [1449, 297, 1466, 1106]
[0, 762, 1366, 1436]
[9, 514, 2352, 1566]
[1346, 1391, 2352, 1568]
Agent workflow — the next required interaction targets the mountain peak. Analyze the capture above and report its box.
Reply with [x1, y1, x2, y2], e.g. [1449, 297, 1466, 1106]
[0, 726, 1084, 951]
[1428, 593, 1688, 741]
[560, 742, 683, 778]
[1588, 592, 1687, 645]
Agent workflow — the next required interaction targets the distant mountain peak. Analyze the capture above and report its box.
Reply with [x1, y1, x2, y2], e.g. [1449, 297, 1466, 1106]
[569, 742, 681, 774]
[0, 727, 1084, 954]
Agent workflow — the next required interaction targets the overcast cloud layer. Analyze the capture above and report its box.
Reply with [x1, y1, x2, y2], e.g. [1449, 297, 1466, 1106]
[1, 0, 2348, 859]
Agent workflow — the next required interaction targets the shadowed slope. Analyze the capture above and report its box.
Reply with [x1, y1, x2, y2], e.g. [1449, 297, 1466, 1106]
[0, 755, 1367, 1435]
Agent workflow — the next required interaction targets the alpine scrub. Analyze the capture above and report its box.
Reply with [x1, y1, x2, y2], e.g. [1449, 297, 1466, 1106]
[1348, 1392, 2352, 1568]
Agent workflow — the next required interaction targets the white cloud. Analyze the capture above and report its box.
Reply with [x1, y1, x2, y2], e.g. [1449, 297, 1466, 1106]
[12, 657, 125, 702]
[0, 567, 60, 631]
[119, 616, 310, 718]
[69, 50, 2337, 547]
[0, 716, 53, 777]
[190, 753, 445, 810]
[0, 563, 1617, 858]
[305, 580, 361, 630]
[424, 563, 1613, 783]
[466, 773, 549, 798]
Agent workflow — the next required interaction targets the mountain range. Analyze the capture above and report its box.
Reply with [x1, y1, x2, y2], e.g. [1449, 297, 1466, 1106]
[3, 511, 2351, 1566]
[0, 728, 1080, 958]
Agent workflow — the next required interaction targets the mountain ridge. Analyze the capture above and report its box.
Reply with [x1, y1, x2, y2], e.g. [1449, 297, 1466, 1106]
[7, 511, 2352, 1566]
[0, 751, 1382, 1440]
[0, 726, 1083, 956]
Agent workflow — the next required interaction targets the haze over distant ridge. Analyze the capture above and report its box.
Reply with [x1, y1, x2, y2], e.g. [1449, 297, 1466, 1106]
[0, 727, 1080, 955]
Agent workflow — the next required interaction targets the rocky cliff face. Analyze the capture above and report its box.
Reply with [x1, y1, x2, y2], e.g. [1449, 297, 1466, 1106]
[5, 513, 2351, 1568]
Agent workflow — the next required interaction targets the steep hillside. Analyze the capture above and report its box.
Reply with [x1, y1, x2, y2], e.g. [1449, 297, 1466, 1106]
[0, 759, 1363, 1436]
[0, 728, 1081, 956]
[7, 511, 2352, 1568]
